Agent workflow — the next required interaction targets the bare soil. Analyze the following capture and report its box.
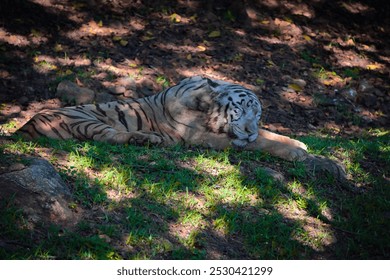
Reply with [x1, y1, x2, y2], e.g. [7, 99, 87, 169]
[0, 0, 389, 134]
[0, 0, 389, 260]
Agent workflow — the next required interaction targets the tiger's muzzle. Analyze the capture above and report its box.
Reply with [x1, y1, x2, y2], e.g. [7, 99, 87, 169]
[230, 124, 258, 148]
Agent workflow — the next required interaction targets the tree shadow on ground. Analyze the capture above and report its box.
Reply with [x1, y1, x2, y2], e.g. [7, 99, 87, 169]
[0, 1, 389, 128]
[1, 0, 389, 259]
[2, 135, 389, 259]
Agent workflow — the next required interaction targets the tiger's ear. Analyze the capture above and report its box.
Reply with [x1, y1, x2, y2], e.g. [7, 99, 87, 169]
[182, 81, 217, 112]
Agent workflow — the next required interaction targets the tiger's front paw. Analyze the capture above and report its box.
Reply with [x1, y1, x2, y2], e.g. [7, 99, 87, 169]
[269, 138, 308, 161]
[128, 131, 164, 145]
[286, 147, 308, 161]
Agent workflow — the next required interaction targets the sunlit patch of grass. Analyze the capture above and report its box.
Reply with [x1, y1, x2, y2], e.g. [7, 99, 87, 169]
[99, 166, 135, 192]
[1, 131, 389, 259]
[3, 138, 37, 154]
[156, 75, 170, 89]
[0, 120, 18, 135]
[179, 210, 204, 227]
[69, 150, 95, 170]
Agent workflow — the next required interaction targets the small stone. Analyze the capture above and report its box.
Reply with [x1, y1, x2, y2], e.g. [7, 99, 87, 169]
[117, 77, 137, 90]
[56, 80, 95, 105]
[93, 72, 108, 80]
[8, 105, 21, 115]
[94, 92, 115, 103]
[291, 78, 307, 88]
[123, 90, 138, 98]
[360, 93, 377, 107]
[261, 167, 285, 182]
[373, 89, 385, 97]
[108, 86, 126, 95]
[340, 88, 357, 102]
[358, 79, 373, 93]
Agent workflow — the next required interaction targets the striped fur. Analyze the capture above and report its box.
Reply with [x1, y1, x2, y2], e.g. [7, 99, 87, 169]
[17, 76, 308, 161]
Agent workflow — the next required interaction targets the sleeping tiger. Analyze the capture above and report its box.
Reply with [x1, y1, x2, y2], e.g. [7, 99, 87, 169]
[17, 76, 308, 161]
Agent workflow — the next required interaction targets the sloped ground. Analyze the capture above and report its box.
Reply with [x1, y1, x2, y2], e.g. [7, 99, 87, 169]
[0, 0, 389, 259]
[0, 0, 389, 132]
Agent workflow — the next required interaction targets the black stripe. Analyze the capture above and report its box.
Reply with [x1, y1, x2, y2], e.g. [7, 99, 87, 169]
[143, 98, 162, 133]
[91, 126, 112, 139]
[76, 125, 84, 139]
[59, 122, 71, 135]
[96, 104, 107, 116]
[50, 126, 64, 139]
[135, 110, 142, 131]
[84, 121, 100, 136]
[115, 105, 128, 129]
[70, 120, 89, 129]
[132, 100, 152, 124]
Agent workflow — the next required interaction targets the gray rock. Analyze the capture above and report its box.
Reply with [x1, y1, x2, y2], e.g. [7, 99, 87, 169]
[261, 166, 285, 182]
[108, 85, 126, 95]
[56, 80, 95, 105]
[95, 92, 116, 103]
[0, 158, 79, 227]
[116, 77, 136, 90]
[123, 90, 139, 98]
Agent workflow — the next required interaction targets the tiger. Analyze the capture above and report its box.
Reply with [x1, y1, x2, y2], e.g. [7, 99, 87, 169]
[17, 76, 308, 161]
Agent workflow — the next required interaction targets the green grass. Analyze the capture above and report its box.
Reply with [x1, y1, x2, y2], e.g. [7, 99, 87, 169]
[0, 131, 389, 259]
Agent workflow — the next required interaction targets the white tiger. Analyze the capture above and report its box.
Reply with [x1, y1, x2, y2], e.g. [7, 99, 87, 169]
[17, 76, 308, 161]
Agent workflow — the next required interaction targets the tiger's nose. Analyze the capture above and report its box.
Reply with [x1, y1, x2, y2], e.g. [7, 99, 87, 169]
[245, 126, 258, 143]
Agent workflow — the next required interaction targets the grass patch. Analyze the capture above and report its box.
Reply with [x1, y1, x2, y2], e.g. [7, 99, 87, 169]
[1, 131, 389, 259]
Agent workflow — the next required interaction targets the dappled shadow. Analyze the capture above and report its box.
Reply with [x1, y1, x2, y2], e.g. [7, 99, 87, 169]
[4, 136, 389, 259]
[1, 0, 389, 259]
[1, 0, 389, 132]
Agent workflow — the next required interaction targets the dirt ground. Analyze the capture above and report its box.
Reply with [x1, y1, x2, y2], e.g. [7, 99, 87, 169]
[0, 0, 389, 135]
[0, 0, 389, 260]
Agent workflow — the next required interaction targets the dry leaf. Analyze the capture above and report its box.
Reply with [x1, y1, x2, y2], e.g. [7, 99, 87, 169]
[31, 29, 41, 37]
[113, 36, 122, 41]
[288, 83, 303, 92]
[54, 43, 63, 52]
[141, 35, 154, 41]
[197, 45, 206, 51]
[256, 78, 265, 85]
[98, 20, 103, 27]
[170, 13, 181, 23]
[119, 40, 128, 46]
[267, 60, 275, 66]
[366, 64, 381, 70]
[186, 54, 192, 60]
[141, 31, 154, 41]
[303, 35, 311, 41]
[190, 15, 197, 22]
[322, 80, 333, 86]
[208, 30, 221, 38]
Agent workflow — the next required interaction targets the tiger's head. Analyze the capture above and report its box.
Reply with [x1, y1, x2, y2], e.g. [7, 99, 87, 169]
[206, 78, 262, 147]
